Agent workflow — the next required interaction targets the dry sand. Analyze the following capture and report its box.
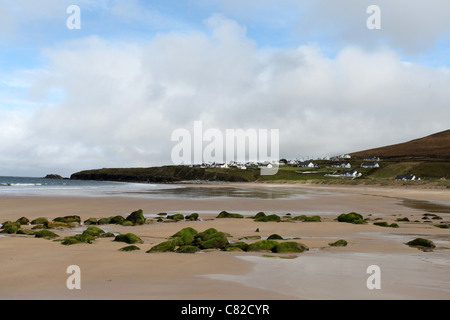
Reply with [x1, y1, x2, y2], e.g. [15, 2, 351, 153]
[0, 183, 449, 300]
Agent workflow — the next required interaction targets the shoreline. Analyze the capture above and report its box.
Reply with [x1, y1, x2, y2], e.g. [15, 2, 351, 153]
[1, 184, 449, 300]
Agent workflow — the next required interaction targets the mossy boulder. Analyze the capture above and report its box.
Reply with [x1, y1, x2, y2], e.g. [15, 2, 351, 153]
[194, 228, 220, 242]
[61, 233, 95, 245]
[239, 235, 261, 240]
[120, 220, 134, 226]
[396, 217, 410, 222]
[100, 232, 115, 238]
[185, 213, 199, 221]
[171, 227, 198, 246]
[114, 233, 143, 244]
[267, 234, 283, 240]
[374, 221, 389, 227]
[167, 214, 184, 221]
[125, 209, 146, 225]
[98, 217, 111, 225]
[216, 211, 244, 219]
[406, 238, 436, 249]
[294, 215, 321, 222]
[119, 245, 141, 252]
[16, 217, 30, 225]
[53, 215, 81, 224]
[82, 226, 105, 237]
[192, 228, 229, 249]
[337, 212, 365, 224]
[147, 240, 177, 253]
[329, 239, 348, 247]
[248, 240, 279, 252]
[2, 221, 20, 229]
[273, 242, 308, 253]
[255, 214, 280, 222]
[34, 230, 59, 239]
[16, 229, 35, 235]
[1, 223, 19, 234]
[109, 215, 125, 224]
[31, 224, 47, 230]
[83, 218, 98, 225]
[254, 212, 266, 219]
[30, 217, 49, 226]
[176, 245, 200, 254]
[47, 221, 70, 229]
[225, 242, 249, 252]
[199, 233, 228, 249]
[389, 223, 399, 228]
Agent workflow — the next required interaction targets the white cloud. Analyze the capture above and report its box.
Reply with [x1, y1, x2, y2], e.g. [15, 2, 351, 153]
[1, 14, 449, 176]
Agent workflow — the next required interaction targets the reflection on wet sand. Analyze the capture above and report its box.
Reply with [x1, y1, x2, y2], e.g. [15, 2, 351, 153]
[401, 199, 450, 214]
[125, 186, 309, 199]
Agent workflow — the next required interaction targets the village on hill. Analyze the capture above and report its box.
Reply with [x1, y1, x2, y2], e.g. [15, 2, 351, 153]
[187, 154, 421, 181]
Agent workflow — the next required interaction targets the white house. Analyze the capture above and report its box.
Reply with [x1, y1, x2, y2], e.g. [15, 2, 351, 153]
[364, 156, 380, 161]
[361, 162, 379, 168]
[296, 161, 318, 168]
[395, 174, 416, 181]
[331, 162, 351, 169]
[342, 169, 362, 178]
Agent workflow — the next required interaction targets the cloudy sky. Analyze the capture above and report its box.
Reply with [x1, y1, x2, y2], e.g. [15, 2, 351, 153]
[1, 0, 449, 177]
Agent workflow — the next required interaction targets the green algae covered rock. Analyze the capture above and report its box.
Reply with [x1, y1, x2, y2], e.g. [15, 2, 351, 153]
[109, 215, 125, 224]
[176, 245, 200, 254]
[17, 229, 35, 235]
[61, 233, 95, 245]
[147, 240, 177, 253]
[47, 221, 70, 229]
[83, 218, 98, 225]
[254, 214, 280, 222]
[337, 212, 365, 224]
[16, 217, 30, 225]
[100, 232, 115, 238]
[119, 245, 141, 252]
[185, 213, 199, 221]
[98, 217, 111, 225]
[329, 239, 348, 247]
[120, 220, 134, 226]
[171, 227, 198, 246]
[125, 209, 146, 225]
[199, 233, 228, 249]
[293, 215, 321, 222]
[34, 229, 59, 239]
[53, 215, 81, 224]
[272, 242, 308, 253]
[83, 226, 105, 237]
[30, 217, 49, 226]
[248, 240, 279, 252]
[216, 211, 244, 219]
[1, 223, 19, 234]
[406, 238, 436, 249]
[167, 213, 185, 221]
[114, 233, 143, 244]
[267, 234, 283, 240]
[225, 242, 249, 252]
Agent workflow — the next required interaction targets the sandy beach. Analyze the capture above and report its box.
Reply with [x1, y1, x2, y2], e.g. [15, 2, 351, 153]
[0, 183, 449, 300]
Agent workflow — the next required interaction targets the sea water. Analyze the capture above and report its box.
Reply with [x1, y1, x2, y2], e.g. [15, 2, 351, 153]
[0, 176, 169, 197]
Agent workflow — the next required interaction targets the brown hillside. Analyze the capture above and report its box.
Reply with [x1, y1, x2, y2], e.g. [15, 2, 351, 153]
[350, 129, 450, 158]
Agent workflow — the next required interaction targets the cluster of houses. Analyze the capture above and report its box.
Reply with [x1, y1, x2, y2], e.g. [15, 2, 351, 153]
[190, 160, 277, 170]
[187, 155, 419, 181]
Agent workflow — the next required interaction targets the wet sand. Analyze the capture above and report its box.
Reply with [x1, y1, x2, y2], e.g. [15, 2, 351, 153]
[0, 183, 449, 300]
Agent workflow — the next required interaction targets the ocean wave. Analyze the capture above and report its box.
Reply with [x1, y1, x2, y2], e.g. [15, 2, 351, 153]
[0, 183, 43, 186]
